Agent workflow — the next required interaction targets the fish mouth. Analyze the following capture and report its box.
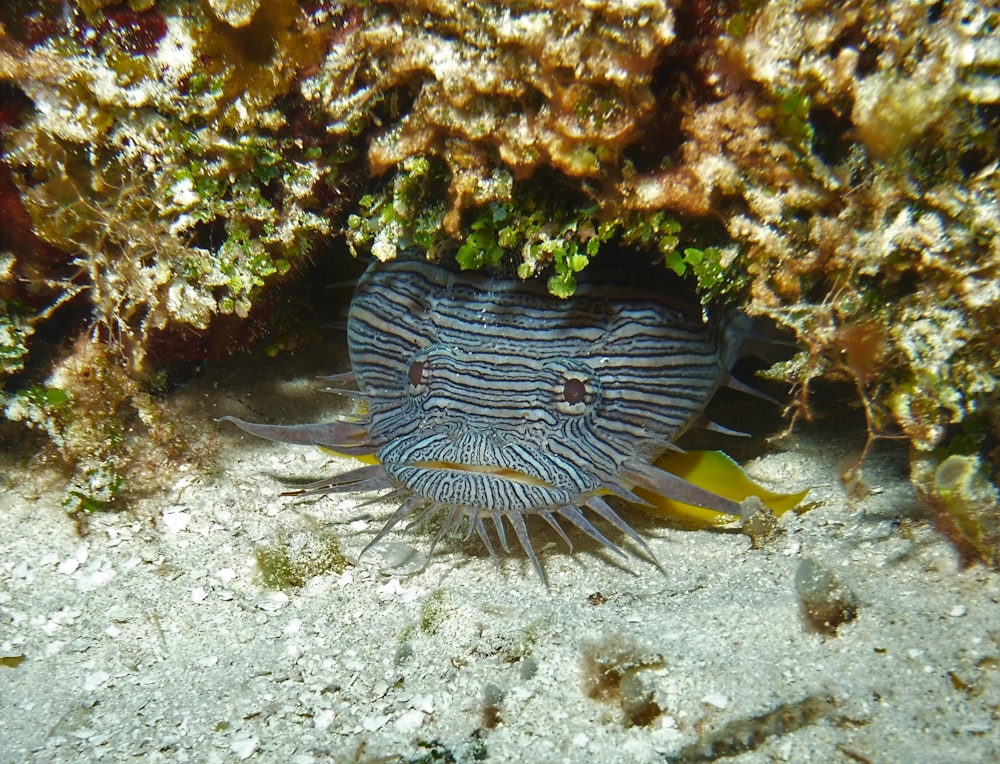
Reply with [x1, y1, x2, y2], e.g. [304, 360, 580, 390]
[410, 460, 554, 488]
[381, 460, 583, 516]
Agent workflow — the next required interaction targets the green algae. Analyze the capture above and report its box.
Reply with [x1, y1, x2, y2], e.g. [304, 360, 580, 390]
[255, 524, 349, 589]
[0, 298, 32, 376]
[346, 157, 737, 300]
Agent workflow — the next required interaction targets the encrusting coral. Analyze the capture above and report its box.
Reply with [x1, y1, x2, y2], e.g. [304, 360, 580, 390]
[719, 1, 1000, 566]
[304, 0, 679, 231]
[1, 0, 348, 375]
[1, 0, 358, 503]
[0, 0, 998, 566]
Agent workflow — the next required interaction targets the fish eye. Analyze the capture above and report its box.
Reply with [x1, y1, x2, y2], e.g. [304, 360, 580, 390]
[408, 360, 425, 386]
[562, 377, 586, 405]
[555, 370, 594, 415]
[407, 359, 427, 393]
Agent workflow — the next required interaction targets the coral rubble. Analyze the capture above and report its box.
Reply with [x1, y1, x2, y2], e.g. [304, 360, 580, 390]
[1, 0, 998, 565]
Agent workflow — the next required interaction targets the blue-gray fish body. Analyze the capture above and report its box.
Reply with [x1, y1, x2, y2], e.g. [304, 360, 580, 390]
[224, 256, 751, 577]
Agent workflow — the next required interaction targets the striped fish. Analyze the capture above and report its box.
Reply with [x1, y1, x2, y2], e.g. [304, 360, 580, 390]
[223, 255, 760, 578]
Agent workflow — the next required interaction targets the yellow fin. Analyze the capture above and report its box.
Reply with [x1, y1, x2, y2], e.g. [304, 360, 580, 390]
[635, 450, 810, 527]
[319, 448, 379, 465]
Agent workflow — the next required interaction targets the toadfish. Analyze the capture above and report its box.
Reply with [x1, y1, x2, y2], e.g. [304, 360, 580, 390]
[223, 255, 805, 577]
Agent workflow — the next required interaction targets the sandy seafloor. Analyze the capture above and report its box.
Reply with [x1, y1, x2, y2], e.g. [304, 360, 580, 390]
[2, 337, 998, 764]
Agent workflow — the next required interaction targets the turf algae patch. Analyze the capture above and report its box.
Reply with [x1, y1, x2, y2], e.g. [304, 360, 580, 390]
[794, 558, 859, 636]
[919, 453, 1000, 569]
[581, 634, 666, 728]
[254, 522, 349, 589]
[668, 696, 842, 762]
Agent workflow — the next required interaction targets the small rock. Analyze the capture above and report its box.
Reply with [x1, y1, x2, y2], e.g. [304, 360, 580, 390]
[701, 692, 729, 709]
[84, 670, 110, 691]
[394, 709, 424, 734]
[361, 714, 391, 732]
[161, 510, 190, 533]
[256, 591, 289, 612]
[230, 735, 258, 760]
[365, 541, 427, 576]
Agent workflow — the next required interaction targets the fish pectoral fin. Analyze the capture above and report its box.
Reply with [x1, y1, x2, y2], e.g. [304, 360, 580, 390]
[219, 415, 378, 457]
[630, 450, 810, 527]
[724, 374, 781, 405]
[693, 415, 751, 438]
